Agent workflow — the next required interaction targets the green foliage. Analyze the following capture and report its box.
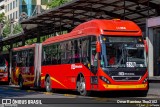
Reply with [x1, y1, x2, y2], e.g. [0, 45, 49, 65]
[2, 20, 23, 38]
[0, 12, 6, 23]
[2, 20, 10, 37]
[13, 23, 23, 34]
[47, 0, 72, 8]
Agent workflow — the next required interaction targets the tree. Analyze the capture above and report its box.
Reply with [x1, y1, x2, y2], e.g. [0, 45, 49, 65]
[0, 12, 6, 23]
[2, 20, 23, 38]
[47, 0, 72, 8]
[2, 20, 11, 37]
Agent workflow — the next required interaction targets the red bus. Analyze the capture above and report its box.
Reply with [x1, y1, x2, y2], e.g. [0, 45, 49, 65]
[11, 19, 148, 96]
[0, 52, 9, 84]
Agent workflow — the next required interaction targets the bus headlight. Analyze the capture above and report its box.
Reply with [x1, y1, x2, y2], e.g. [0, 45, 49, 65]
[100, 76, 110, 84]
[143, 77, 148, 83]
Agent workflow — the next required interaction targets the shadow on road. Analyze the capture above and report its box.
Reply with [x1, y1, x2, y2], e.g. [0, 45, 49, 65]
[0, 83, 149, 98]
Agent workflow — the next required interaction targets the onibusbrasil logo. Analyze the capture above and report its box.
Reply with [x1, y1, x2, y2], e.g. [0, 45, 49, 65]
[1, 99, 42, 106]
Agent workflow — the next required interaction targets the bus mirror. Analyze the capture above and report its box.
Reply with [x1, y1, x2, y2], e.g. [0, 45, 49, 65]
[144, 40, 148, 54]
[96, 42, 101, 53]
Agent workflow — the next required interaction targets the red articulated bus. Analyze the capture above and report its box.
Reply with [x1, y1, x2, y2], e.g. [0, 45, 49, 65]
[0, 52, 9, 84]
[11, 19, 148, 96]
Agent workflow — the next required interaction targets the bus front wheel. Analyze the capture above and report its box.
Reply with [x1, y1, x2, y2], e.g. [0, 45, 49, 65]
[45, 76, 52, 92]
[77, 76, 90, 96]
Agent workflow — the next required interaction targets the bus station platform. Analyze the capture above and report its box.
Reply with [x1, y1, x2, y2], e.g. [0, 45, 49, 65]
[149, 76, 160, 83]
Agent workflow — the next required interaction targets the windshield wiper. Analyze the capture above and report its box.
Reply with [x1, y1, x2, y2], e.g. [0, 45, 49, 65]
[114, 47, 126, 69]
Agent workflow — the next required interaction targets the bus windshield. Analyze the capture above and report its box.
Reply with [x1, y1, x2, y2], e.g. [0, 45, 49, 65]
[0, 56, 5, 67]
[100, 36, 147, 68]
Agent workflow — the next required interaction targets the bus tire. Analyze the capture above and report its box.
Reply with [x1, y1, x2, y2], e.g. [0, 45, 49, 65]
[77, 75, 90, 96]
[19, 76, 24, 89]
[45, 76, 52, 92]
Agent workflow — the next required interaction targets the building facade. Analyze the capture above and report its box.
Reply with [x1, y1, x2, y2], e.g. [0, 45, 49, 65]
[0, 0, 5, 14]
[147, 17, 160, 77]
[4, 0, 48, 22]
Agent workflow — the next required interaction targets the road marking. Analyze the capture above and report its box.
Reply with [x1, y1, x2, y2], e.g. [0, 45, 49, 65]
[26, 90, 36, 92]
[43, 92, 54, 95]
[64, 94, 77, 98]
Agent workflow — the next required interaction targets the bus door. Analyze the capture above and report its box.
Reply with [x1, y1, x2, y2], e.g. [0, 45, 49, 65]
[22, 50, 31, 85]
[90, 37, 98, 90]
[28, 49, 34, 85]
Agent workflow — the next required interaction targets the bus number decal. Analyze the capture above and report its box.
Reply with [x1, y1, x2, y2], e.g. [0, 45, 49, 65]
[126, 62, 136, 67]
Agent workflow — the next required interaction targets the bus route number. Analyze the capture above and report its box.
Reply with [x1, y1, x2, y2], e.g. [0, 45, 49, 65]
[126, 62, 136, 67]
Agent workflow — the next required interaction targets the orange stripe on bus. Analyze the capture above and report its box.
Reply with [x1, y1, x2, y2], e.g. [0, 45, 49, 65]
[41, 76, 67, 88]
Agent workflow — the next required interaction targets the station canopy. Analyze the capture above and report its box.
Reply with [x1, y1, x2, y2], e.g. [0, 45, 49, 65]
[2, 0, 160, 45]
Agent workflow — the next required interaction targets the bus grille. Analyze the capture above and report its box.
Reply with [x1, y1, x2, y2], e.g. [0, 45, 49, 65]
[112, 76, 141, 81]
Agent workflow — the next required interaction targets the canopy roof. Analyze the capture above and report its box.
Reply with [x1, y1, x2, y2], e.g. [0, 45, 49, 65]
[1, 0, 160, 45]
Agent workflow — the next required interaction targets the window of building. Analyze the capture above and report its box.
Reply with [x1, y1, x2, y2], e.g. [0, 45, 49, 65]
[13, 12, 15, 19]
[10, 2, 12, 10]
[8, 4, 9, 11]
[16, 11, 18, 19]
[10, 14, 12, 19]
[13, 1, 15, 9]
[16, 0, 18, 7]
[5, 6, 7, 12]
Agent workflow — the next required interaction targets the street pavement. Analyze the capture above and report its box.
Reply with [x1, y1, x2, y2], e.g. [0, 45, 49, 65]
[0, 83, 159, 107]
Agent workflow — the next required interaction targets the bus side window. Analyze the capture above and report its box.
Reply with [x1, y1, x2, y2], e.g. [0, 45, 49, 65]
[57, 44, 61, 64]
[29, 49, 34, 66]
[42, 48, 46, 65]
[91, 36, 97, 68]
[66, 41, 72, 64]
[81, 37, 89, 65]
[72, 40, 80, 63]
[60, 42, 66, 64]
[51, 44, 58, 65]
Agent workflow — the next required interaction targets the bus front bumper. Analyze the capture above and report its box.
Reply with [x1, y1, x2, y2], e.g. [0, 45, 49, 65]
[103, 84, 148, 90]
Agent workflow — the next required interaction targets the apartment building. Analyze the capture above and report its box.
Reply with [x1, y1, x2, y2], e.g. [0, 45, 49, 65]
[4, 0, 48, 22]
[0, 0, 5, 14]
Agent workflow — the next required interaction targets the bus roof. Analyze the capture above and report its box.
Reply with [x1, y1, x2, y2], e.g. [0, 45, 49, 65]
[12, 44, 35, 51]
[43, 19, 142, 45]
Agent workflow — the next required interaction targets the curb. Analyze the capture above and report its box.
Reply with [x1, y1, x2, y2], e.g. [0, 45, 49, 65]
[148, 80, 160, 83]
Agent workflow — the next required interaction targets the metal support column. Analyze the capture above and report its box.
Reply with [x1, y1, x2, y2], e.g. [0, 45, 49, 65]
[54, 18, 56, 36]
[72, 10, 75, 30]
[37, 27, 40, 43]
[147, 0, 150, 18]
[124, 0, 126, 20]
[60, 16, 62, 35]
[90, 4, 93, 20]
[22, 35, 25, 46]
[0, 43, 3, 52]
